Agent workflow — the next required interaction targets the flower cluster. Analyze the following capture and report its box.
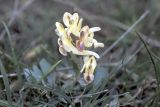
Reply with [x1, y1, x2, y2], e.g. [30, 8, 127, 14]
[55, 12, 104, 84]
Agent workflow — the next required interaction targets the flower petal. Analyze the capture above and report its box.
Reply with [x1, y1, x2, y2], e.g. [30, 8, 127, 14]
[59, 46, 67, 56]
[94, 42, 104, 48]
[89, 27, 101, 32]
[76, 40, 84, 51]
[90, 56, 97, 73]
[73, 50, 100, 59]
[81, 26, 90, 34]
[61, 36, 100, 58]
[72, 13, 79, 23]
[63, 12, 72, 27]
[83, 56, 96, 84]
[58, 38, 63, 46]
[85, 56, 97, 74]
[55, 29, 61, 37]
[91, 39, 104, 48]
[55, 22, 66, 36]
[77, 18, 83, 32]
[84, 73, 94, 84]
[84, 42, 93, 47]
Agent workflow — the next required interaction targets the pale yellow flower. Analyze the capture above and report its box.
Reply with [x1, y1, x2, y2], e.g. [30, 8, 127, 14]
[63, 12, 83, 36]
[76, 26, 104, 51]
[80, 56, 97, 84]
[55, 12, 105, 84]
[58, 38, 67, 56]
[55, 22, 100, 58]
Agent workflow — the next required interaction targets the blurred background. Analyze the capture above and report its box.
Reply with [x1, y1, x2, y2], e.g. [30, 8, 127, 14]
[0, 0, 160, 106]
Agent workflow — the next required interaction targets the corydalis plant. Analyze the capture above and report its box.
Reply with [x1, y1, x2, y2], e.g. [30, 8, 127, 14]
[55, 12, 104, 84]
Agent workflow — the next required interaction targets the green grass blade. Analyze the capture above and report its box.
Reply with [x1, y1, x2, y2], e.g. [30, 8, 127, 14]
[0, 49, 14, 63]
[2, 21, 23, 88]
[0, 59, 12, 106]
[136, 32, 160, 106]
[2, 22, 17, 65]
[136, 32, 160, 89]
